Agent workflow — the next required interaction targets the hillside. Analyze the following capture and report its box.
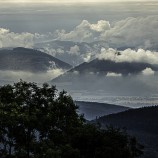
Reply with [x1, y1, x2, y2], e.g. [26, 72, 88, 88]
[95, 106, 158, 158]
[75, 101, 130, 120]
[54, 59, 158, 81]
[51, 58, 158, 95]
[0, 47, 72, 72]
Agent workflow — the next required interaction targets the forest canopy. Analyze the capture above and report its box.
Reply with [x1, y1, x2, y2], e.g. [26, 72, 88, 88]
[0, 80, 143, 158]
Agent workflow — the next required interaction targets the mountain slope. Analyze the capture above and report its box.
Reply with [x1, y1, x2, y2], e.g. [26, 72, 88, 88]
[55, 59, 158, 79]
[0, 47, 72, 72]
[95, 106, 158, 158]
[75, 101, 130, 120]
[51, 59, 158, 94]
[97, 106, 158, 134]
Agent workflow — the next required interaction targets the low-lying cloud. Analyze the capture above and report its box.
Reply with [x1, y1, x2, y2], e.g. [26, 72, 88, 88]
[68, 45, 80, 55]
[106, 72, 122, 77]
[0, 69, 64, 83]
[142, 68, 155, 76]
[97, 48, 158, 65]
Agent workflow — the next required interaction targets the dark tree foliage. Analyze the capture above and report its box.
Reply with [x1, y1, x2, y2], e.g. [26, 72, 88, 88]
[0, 80, 143, 158]
[98, 106, 158, 134]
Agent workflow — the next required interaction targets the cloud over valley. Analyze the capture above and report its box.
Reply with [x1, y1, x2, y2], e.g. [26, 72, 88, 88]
[0, 15, 158, 86]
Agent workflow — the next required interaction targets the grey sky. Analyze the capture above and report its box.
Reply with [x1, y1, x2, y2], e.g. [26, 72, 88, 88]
[1, 1, 158, 33]
[0, 0, 156, 3]
[0, 1, 157, 34]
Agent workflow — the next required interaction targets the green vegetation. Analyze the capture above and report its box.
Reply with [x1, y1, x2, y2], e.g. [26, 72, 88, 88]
[0, 81, 143, 158]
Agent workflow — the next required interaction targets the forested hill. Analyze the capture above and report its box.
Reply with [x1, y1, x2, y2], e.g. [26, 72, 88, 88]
[95, 106, 158, 158]
[97, 106, 158, 134]
[75, 101, 130, 120]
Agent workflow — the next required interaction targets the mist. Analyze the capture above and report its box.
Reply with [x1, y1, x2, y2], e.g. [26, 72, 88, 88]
[0, 69, 63, 84]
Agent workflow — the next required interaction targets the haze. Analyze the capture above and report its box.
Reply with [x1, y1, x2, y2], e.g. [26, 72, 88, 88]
[0, 0, 154, 3]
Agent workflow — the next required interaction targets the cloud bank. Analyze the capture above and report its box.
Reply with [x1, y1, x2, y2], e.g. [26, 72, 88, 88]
[0, 28, 34, 48]
[97, 48, 158, 65]
[55, 16, 158, 49]
[55, 20, 110, 42]
[0, 16, 158, 51]
[0, 69, 64, 83]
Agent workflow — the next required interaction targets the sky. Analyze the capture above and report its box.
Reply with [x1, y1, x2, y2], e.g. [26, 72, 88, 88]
[0, 0, 153, 3]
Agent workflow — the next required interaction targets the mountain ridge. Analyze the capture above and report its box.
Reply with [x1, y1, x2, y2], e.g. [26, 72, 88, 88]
[0, 47, 72, 72]
[94, 106, 158, 158]
[75, 101, 130, 120]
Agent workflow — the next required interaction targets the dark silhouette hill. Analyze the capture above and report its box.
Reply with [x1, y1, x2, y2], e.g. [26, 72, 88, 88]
[95, 106, 158, 158]
[0, 47, 72, 72]
[54, 59, 158, 80]
[75, 101, 130, 120]
[51, 58, 158, 95]
[52, 59, 158, 86]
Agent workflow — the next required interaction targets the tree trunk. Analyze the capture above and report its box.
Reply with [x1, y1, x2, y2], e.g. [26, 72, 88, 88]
[9, 144, 12, 156]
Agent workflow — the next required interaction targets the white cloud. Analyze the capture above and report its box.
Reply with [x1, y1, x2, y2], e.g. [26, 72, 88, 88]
[0, 28, 9, 34]
[90, 20, 110, 32]
[56, 48, 64, 54]
[68, 45, 80, 55]
[106, 72, 122, 77]
[40, 48, 57, 56]
[0, 69, 64, 83]
[73, 71, 79, 75]
[0, 28, 57, 49]
[82, 53, 92, 62]
[142, 68, 155, 76]
[100, 16, 158, 49]
[0, 15, 158, 56]
[53, 16, 158, 49]
[55, 20, 110, 42]
[89, 72, 94, 75]
[0, 28, 34, 48]
[97, 48, 158, 65]
[0, 16, 158, 52]
[39, 47, 64, 56]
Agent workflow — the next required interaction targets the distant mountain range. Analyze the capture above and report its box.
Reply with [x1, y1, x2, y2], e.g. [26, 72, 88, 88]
[94, 106, 158, 158]
[35, 40, 158, 66]
[75, 101, 130, 120]
[0, 47, 72, 72]
[35, 40, 108, 66]
[62, 59, 158, 76]
[51, 58, 158, 94]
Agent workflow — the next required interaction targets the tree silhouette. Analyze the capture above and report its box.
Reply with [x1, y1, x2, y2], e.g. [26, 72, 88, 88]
[0, 80, 143, 158]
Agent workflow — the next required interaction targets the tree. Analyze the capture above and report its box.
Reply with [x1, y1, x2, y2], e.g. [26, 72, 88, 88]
[0, 80, 143, 158]
[70, 124, 144, 158]
[0, 80, 82, 157]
